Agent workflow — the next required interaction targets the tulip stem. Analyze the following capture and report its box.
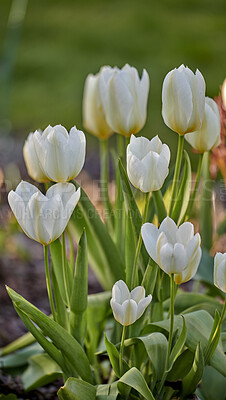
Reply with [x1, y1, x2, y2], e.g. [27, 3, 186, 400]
[131, 192, 150, 288]
[115, 134, 125, 255]
[204, 300, 226, 364]
[119, 325, 126, 376]
[158, 274, 175, 397]
[186, 152, 204, 218]
[169, 135, 184, 216]
[43, 245, 56, 320]
[100, 139, 114, 233]
[62, 231, 71, 307]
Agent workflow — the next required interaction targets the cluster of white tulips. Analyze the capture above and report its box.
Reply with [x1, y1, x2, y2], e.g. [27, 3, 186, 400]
[4, 62, 226, 399]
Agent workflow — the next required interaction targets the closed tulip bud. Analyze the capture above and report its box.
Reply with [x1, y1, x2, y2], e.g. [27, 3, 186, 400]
[214, 252, 226, 293]
[141, 217, 201, 281]
[83, 72, 114, 139]
[33, 125, 86, 182]
[127, 134, 170, 192]
[162, 64, 206, 135]
[23, 132, 49, 183]
[99, 64, 149, 137]
[110, 280, 152, 326]
[8, 181, 80, 245]
[185, 97, 221, 153]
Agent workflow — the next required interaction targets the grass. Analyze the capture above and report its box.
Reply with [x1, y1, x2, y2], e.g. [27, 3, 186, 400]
[0, 0, 225, 161]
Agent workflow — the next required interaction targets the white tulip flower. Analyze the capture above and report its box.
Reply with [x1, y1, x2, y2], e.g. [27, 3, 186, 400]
[162, 64, 206, 135]
[8, 181, 80, 245]
[33, 125, 86, 182]
[99, 64, 149, 137]
[127, 134, 170, 192]
[185, 97, 221, 153]
[141, 217, 201, 282]
[83, 72, 114, 139]
[214, 252, 226, 293]
[23, 132, 48, 183]
[110, 280, 152, 326]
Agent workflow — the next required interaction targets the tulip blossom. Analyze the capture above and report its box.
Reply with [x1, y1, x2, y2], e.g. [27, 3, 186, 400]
[99, 64, 149, 137]
[214, 253, 226, 293]
[8, 181, 80, 245]
[23, 132, 48, 183]
[162, 64, 206, 135]
[110, 280, 152, 326]
[33, 125, 86, 182]
[185, 97, 221, 153]
[141, 217, 201, 282]
[127, 134, 170, 192]
[83, 71, 114, 139]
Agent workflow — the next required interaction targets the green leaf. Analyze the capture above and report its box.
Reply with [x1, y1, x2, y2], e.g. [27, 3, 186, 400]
[70, 230, 88, 344]
[141, 259, 158, 296]
[0, 395, 18, 400]
[169, 316, 187, 369]
[105, 334, 129, 377]
[182, 342, 204, 397]
[0, 343, 43, 369]
[119, 367, 155, 400]
[96, 382, 119, 400]
[171, 150, 191, 224]
[7, 287, 93, 383]
[125, 210, 137, 289]
[200, 152, 212, 250]
[167, 349, 194, 382]
[163, 291, 223, 316]
[204, 309, 221, 364]
[198, 366, 226, 400]
[22, 353, 62, 391]
[0, 331, 35, 357]
[71, 184, 124, 289]
[58, 377, 96, 400]
[152, 190, 167, 224]
[143, 310, 226, 377]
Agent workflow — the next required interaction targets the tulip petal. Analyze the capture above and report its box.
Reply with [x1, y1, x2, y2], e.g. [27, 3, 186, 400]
[136, 295, 152, 320]
[131, 286, 145, 303]
[110, 299, 124, 325]
[159, 217, 177, 244]
[112, 280, 130, 304]
[175, 246, 201, 284]
[121, 299, 137, 326]
[177, 222, 194, 245]
[15, 181, 39, 203]
[141, 223, 159, 263]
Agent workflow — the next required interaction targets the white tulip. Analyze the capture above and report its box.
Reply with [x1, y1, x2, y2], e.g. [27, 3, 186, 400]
[83, 72, 114, 139]
[99, 64, 149, 137]
[162, 64, 206, 135]
[141, 217, 201, 281]
[214, 252, 226, 293]
[110, 280, 152, 326]
[127, 134, 170, 192]
[8, 181, 80, 245]
[185, 97, 221, 153]
[23, 132, 48, 183]
[33, 125, 86, 182]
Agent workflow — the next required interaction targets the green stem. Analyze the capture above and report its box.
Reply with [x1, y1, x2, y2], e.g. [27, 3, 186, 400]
[62, 231, 70, 307]
[119, 325, 127, 376]
[158, 274, 175, 397]
[131, 192, 150, 288]
[205, 300, 226, 363]
[115, 135, 125, 254]
[117, 134, 125, 161]
[100, 139, 114, 232]
[43, 245, 56, 320]
[169, 135, 184, 216]
[186, 152, 204, 218]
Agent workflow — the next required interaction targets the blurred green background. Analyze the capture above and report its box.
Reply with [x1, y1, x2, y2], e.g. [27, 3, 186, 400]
[0, 0, 225, 159]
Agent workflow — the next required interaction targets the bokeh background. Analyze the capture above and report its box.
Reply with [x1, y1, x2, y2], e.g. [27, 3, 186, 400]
[0, 0, 225, 159]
